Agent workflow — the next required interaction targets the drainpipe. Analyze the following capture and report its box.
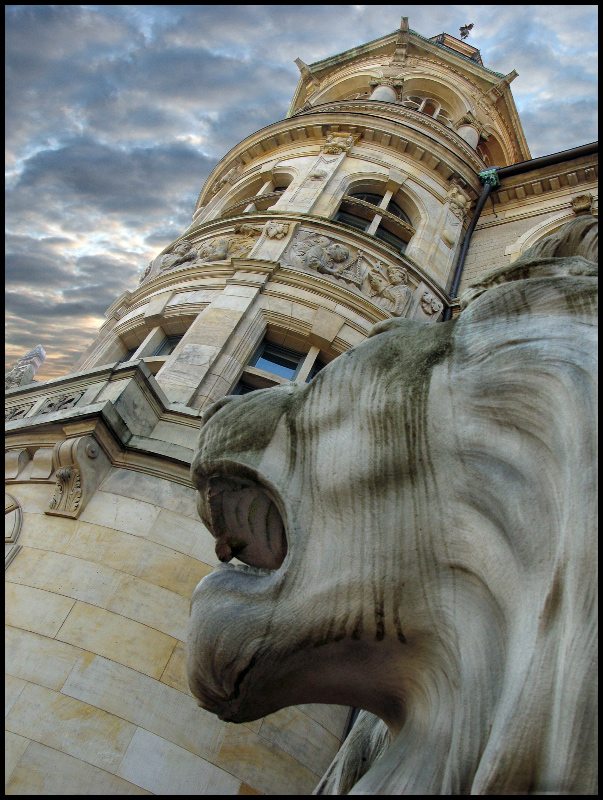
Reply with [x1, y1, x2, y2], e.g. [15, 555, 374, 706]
[442, 167, 500, 321]
[441, 141, 598, 321]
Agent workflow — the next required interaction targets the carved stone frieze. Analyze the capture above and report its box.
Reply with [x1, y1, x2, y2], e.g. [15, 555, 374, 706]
[38, 392, 84, 415]
[159, 240, 199, 272]
[322, 131, 360, 155]
[45, 434, 110, 520]
[368, 262, 413, 317]
[264, 221, 290, 239]
[5, 345, 46, 391]
[195, 223, 264, 263]
[284, 231, 360, 284]
[282, 229, 426, 316]
[420, 290, 444, 317]
[5, 403, 35, 422]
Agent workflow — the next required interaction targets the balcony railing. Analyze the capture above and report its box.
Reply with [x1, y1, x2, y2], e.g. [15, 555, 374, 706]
[339, 196, 415, 241]
[220, 191, 283, 218]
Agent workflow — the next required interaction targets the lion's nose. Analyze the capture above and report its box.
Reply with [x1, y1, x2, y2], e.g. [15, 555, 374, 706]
[201, 395, 238, 427]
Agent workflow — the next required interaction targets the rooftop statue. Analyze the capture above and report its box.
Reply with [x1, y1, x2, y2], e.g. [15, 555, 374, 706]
[5, 344, 46, 391]
[187, 216, 597, 794]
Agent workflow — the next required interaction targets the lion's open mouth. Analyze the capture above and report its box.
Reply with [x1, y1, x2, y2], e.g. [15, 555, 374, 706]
[197, 475, 287, 573]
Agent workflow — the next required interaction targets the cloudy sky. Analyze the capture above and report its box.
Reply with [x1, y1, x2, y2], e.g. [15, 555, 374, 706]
[5, 5, 598, 380]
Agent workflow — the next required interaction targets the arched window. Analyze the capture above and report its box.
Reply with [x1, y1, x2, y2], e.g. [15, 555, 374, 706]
[334, 192, 413, 255]
[401, 94, 453, 127]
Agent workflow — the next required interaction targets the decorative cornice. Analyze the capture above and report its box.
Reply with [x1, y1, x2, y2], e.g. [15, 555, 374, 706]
[194, 106, 486, 212]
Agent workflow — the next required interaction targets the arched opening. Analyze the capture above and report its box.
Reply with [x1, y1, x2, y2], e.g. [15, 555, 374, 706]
[334, 190, 414, 255]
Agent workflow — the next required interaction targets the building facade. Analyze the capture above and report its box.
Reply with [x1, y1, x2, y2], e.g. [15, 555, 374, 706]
[5, 19, 598, 795]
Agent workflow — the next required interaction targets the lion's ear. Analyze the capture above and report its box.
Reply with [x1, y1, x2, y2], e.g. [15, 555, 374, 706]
[367, 318, 429, 339]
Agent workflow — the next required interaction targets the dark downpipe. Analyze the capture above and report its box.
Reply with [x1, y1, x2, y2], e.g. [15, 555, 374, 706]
[442, 168, 500, 321]
[441, 141, 598, 322]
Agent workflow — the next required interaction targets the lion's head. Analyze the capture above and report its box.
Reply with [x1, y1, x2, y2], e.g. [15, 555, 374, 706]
[187, 216, 597, 794]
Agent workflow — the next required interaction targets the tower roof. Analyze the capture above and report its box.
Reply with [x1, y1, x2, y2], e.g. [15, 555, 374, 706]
[305, 21, 504, 80]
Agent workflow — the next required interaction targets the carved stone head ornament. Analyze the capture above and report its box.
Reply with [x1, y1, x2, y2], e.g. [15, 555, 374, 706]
[188, 216, 598, 794]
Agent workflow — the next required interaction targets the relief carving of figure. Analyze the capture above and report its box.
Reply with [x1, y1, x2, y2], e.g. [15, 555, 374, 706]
[447, 184, 471, 220]
[197, 224, 263, 263]
[288, 234, 350, 276]
[368, 263, 413, 316]
[420, 290, 443, 316]
[188, 215, 598, 796]
[160, 240, 199, 272]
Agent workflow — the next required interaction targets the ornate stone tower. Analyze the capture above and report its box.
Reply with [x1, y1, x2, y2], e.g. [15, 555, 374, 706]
[5, 19, 597, 795]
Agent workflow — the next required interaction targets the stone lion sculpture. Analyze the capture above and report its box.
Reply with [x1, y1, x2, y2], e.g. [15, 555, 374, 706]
[187, 215, 597, 794]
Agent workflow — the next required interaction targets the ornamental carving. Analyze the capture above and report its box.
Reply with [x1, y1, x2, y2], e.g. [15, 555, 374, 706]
[5, 403, 34, 422]
[285, 232, 363, 286]
[447, 184, 471, 221]
[45, 434, 110, 520]
[48, 466, 82, 515]
[420, 290, 444, 316]
[159, 240, 199, 272]
[571, 193, 593, 216]
[283, 230, 424, 315]
[264, 221, 290, 240]
[368, 262, 413, 317]
[195, 224, 264, 263]
[211, 164, 242, 196]
[5, 345, 46, 391]
[455, 112, 490, 141]
[38, 392, 84, 415]
[322, 132, 359, 155]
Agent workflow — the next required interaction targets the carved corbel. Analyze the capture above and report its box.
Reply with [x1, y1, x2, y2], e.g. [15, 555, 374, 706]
[5, 449, 30, 480]
[45, 435, 110, 519]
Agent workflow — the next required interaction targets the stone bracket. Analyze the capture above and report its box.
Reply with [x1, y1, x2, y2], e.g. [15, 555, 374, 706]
[45, 427, 111, 519]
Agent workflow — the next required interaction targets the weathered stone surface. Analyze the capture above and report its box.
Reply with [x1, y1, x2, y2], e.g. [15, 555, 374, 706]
[188, 217, 597, 794]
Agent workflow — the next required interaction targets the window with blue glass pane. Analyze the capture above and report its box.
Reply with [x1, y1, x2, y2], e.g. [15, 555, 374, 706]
[250, 342, 304, 380]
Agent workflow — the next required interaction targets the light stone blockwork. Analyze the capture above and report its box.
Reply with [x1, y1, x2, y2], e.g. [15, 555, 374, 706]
[6, 15, 597, 797]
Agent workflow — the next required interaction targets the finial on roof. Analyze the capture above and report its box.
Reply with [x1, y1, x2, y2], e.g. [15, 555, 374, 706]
[294, 58, 319, 89]
[459, 23, 474, 40]
[391, 16, 409, 66]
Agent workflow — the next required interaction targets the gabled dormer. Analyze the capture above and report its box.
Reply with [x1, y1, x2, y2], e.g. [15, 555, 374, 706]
[288, 17, 530, 167]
